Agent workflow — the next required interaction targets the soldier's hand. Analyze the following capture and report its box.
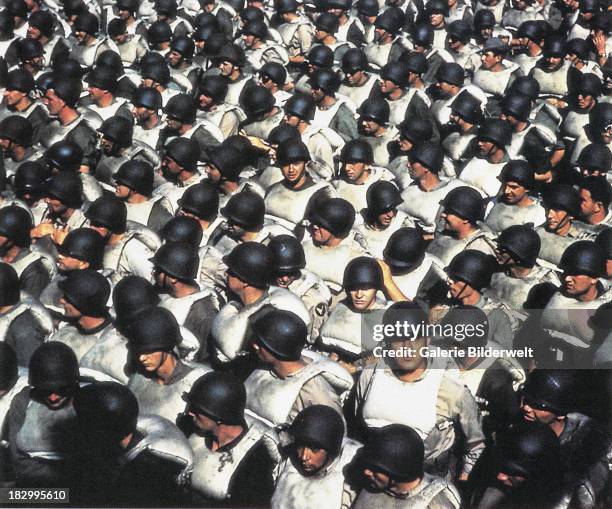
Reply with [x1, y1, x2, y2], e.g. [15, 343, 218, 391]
[592, 32, 607, 53]
[30, 222, 55, 239]
[52, 226, 70, 246]
[376, 259, 393, 283]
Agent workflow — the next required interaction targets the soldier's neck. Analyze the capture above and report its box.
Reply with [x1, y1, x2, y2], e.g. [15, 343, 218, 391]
[127, 193, 147, 203]
[154, 353, 177, 384]
[549, 418, 566, 437]
[172, 281, 199, 298]
[487, 148, 505, 164]
[143, 115, 161, 130]
[241, 229, 262, 242]
[272, 358, 307, 378]
[241, 286, 266, 305]
[108, 232, 125, 246]
[58, 107, 79, 126]
[319, 95, 337, 109]
[575, 284, 599, 303]
[587, 208, 607, 225]
[460, 290, 481, 306]
[417, 172, 440, 191]
[78, 314, 107, 331]
[389, 476, 422, 497]
[96, 94, 114, 108]
[554, 220, 572, 237]
[508, 265, 531, 278]
[211, 424, 245, 450]
[453, 224, 477, 240]
[1, 245, 22, 264]
[13, 97, 32, 112]
[514, 195, 533, 208]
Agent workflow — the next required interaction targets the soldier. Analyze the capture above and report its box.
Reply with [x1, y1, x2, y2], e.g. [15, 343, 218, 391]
[154, 137, 203, 212]
[379, 60, 437, 135]
[0, 263, 53, 366]
[577, 176, 612, 233]
[399, 141, 464, 234]
[140, 57, 179, 107]
[131, 88, 166, 151]
[125, 306, 211, 424]
[272, 405, 361, 509]
[152, 241, 219, 361]
[282, 93, 342, 176]
[240, 86, 284, 140]
[302, 197, 369, 294]
[333, 140, 393, 213]
[460, 118, 513, 198]
[161, 93, 223, 159]
[294, 45, 335, 94]
[71, 12, 118, 69]
[511, 21, 547, 75]
[472, 38, 522, 115]
[31, 173, 88, 245]
[446, 20, 481, 77]
[0, 206, 55, 298]
[338, 48, 378, 107]
[12, 162, 50, 225]
[595, 227, 612, 279]
[575, 141, 611, 181]
[275, 0, 314, 68]
[529, 35, 572, 105]
[540, 241, 611, 366]
[256, 62, 291, 107]
[71, 381, 193, 507]
[81, 66, 132, 126]
[366, 8, 407, 70]
[195, 74, 241, 139]
[2, 342, 80, 486]
[107, 18, 148, 67]
[444, 249, 519, 348]
[26, 10, 70, 67]
[0, 116, 39, 180]
[48, 269, 113, 362]
[216, 44, 251, 106]
[519, 370, 610, 507]
[571, 104, 612, 167]
[312, 13, 353, 66]
[38, 77, 98, 171]
[357, 181, 413, 258]
[95, 115, 152, 185]
[410, 24, 456, 86]
[356, 96, 397, 167]
[85, 195, 159, 279]
[80, 276, 160, 384]
[353, 302, 486, 480]
[154, 0, 192, 37]
[324, 0, 365, 46]
[211, 242, 310, 363]
[268, 234, 331, 339]
[176, 181, 224, 247]
[379, 227, 438, 302]
[490, 224, 560, 311]
[0, 344, 28, 442]
[44, 140, 96, 204]
[183, 371, 279, 506]
[318, 256, 387, 361]
[242, 19, 289, 68]
[430, 62, 467, 127]
[166, 35, 199, 93]
[536, 184, 592, 268]
[215, 191, 291, 255]
[349, 424, 461, 508]
[245, 309, 353, 426]
[113, 159, 173, 233]
[485, 160, 546, 233]
[562, 74, 603, 143]
[265, 141, 335, 231]
[426, 186, 495, 269]
[442, 90, 483, 168]
[0, 69, 48, 140]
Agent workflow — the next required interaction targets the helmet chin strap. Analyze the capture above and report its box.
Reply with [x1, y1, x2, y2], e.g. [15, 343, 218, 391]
[551, 211, 571, 234]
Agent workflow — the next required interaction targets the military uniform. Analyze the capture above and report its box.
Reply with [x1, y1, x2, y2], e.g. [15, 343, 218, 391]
[48, 317, 114, 362]
[484, 198, 546, 234]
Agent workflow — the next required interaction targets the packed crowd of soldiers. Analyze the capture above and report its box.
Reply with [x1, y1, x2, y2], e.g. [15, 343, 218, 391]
[0, 0, 610, 506]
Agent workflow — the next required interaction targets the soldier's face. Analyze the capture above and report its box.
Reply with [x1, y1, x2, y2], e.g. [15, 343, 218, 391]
[188, 410, 217, 433]
[295, 445, 330, 474]
[242, 34, 256, 48]
[281, 161, 306, 185]
[133, 106, 153, 124]
[521, 394, 560, 424]
[437, 80, 454, 97]
[502, 181, 527, 204]
[495, 246, 515, 267]
[385, 336, 428, 372]
[363, 467, 392, 490]
[562, 272, 597, 297]
[545, 208, 570, 231]
[441, 211, 465, 233]
[408, 160, 427, 180]
[166, 50, 182, 67]
[345, 69, 364, 85]
[446, 275, 476, 300]
[283, 113, 301, 127]
[309, 222, 334, 245]
[309, 86, 325, 103]
[138, 351, 166, 372]
[374, 28, 387, 43]
[38, 388, 72, 410]
[477, 139, 496, 157]
[118, 7, 131, 19]
[60, 295, 82, 319]
[44, 89, 65, 116]
[99, 136, 115, 156]
[480, 51, 499, 70]
[26, 25, 42, 39]
[447, 35, 463, 51]
[496, 471, 526, 488]
[205, 164, 222, 183]
[360, 117, 381, 135]
[545, 56, 563, 70]
[577, 93, 595, 111]
[74, 30, 87, 44]
[275, 272, 300, 288]
[3, 88, 25, 107]
[314, 28, 329, 42]
[57, 253, 87, 272]
[219, 60, 235, 77]
[45, 196, 67, 215]
[343, 161, 367, 182]
[349, 287, 377, 310]
[198, 94, 214, 110]
[115, 183, 131, 199]
[377, 209, 397, 227]
[429, 12, 444, 27]
[579, 188, 598, 218]
[379, 78, 398, 95]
